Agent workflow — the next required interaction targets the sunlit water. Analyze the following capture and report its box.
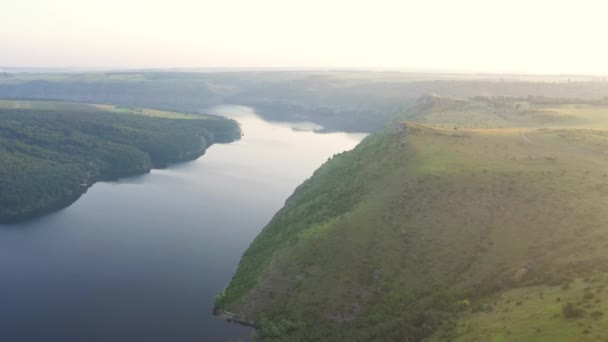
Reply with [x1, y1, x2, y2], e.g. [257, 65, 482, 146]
[0, 105, 366, 342]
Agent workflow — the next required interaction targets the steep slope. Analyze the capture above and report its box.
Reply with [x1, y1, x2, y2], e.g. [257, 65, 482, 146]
[218, 97, 608, 341]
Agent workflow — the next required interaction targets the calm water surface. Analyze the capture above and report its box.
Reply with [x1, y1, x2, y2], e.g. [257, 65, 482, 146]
[0, 105, 365, 342]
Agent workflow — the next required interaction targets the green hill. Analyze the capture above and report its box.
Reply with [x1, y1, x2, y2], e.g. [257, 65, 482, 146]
[0, 100, 240, 223]
[217, 96, 608, 341]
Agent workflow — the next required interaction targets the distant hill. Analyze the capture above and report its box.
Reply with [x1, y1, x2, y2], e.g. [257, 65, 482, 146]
[0, 100, 240, 223]
[2, 71, 608, 132]
[217, 96, 608, 341]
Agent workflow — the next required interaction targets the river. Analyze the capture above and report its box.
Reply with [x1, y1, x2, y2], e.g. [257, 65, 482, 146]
[0, 105, 366, 342]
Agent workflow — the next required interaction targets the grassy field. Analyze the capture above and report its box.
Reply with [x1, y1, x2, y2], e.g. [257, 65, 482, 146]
[436, 275, 608, 342]
[92, 104, 203, 119]
[0, 100, 208, 119]
[0, 99, 101, 112]
[535, 104, 608, 129]
[219, 96, 608, 341]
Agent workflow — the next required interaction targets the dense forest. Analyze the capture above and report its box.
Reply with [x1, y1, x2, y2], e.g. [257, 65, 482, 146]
[0, 104, 240, 223]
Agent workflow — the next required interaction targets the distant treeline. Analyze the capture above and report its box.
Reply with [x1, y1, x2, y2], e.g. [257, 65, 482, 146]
[0, 108, 240, 223]
[4, 71, 608, 133]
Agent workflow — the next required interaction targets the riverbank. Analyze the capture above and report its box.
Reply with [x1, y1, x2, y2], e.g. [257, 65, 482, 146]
[214, 309, 256, 328]
[0, 105, 364, 342]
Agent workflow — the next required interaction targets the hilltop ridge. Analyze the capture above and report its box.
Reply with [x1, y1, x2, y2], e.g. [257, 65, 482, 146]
[218, 96, 608, 341]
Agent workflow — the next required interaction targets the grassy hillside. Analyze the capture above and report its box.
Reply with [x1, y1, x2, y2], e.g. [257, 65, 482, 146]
[0, 100, 240, 223]
[218, 97, 608, 341]
[0, 100, 206, 120]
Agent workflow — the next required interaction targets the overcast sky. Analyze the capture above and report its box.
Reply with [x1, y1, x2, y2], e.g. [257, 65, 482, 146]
[2, 0, 608, 74]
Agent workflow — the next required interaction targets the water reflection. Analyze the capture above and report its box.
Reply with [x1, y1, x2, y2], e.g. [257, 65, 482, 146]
[0, 105, 365, 342]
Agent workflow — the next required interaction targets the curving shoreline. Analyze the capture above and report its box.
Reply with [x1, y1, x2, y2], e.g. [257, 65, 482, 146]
[0, 104, 242, 224]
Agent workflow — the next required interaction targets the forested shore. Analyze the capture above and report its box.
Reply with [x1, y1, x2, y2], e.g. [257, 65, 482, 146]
[0, 106, 240, 223]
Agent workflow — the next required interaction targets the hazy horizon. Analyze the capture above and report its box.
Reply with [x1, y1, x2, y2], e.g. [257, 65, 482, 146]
[3, 0, 608, 74]
[3, 66, 608, 78]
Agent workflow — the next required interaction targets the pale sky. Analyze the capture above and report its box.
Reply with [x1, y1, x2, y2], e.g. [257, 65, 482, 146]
[2, 0, 608, 74]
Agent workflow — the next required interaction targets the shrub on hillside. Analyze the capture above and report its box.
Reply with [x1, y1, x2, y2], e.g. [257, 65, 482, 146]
[562, 302, 585, 319]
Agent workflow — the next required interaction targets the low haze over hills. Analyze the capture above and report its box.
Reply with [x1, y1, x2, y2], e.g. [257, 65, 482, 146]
[3, 1, 608, 341]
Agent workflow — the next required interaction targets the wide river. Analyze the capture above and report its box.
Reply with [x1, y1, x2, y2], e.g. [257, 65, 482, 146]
[0, 105, 365, 342]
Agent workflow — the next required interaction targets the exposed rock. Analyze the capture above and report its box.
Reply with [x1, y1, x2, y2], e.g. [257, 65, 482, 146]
[373, 267, 384, 282]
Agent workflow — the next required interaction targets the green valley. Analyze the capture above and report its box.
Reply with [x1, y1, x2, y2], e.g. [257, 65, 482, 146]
[0, 100, 240, 223]
[218, 96, 608, 341]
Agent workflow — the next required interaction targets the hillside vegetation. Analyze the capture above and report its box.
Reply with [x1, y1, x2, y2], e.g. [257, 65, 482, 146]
[218, 96, 608, 341]
[0, 100, 240, 223]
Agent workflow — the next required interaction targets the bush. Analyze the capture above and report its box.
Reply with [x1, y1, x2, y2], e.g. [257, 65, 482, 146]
[562, 303, 585, 319]
[213, 289, 226, 308]
[590, 311, 604, 318]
